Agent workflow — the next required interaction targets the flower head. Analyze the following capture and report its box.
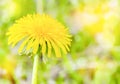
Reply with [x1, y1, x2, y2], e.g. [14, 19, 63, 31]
[7, 14, 71, 57]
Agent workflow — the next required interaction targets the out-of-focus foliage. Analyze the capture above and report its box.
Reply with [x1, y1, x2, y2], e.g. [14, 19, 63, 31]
[12, 0, 36, 20]
[0, 0, 120, 84]
[114, 26, 120, 45]
[71, 31, 94, 57]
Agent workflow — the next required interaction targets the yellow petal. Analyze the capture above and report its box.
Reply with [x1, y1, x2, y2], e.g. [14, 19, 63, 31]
[12, 34, 26, 47]
[26, 38, 34, 51]
[49, 38, 61, 57]
[52, 38, 67, 54]
[45, 38, 52, 57]
[18, 37, 31, 53]
[41, 39, 46, 55]
[32, 39, 39, 54]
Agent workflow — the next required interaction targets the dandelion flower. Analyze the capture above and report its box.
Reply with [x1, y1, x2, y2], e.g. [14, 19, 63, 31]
[7, 14, 71, 57]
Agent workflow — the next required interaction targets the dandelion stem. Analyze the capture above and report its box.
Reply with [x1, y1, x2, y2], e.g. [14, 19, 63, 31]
[32, 54, 39, 84]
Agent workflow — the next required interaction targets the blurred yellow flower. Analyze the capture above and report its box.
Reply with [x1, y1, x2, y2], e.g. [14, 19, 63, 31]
[0, 55, 16, 83]
[7, 14, 71, 57]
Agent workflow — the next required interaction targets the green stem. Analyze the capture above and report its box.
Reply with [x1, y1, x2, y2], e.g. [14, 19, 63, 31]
[32, 54, 39, 84]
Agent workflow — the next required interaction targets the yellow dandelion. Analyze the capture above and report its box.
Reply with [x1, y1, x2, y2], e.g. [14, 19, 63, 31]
[7, 14, 71, 57]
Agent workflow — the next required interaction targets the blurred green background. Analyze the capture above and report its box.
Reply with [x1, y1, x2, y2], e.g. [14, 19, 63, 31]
[0, 0, 120, 84]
